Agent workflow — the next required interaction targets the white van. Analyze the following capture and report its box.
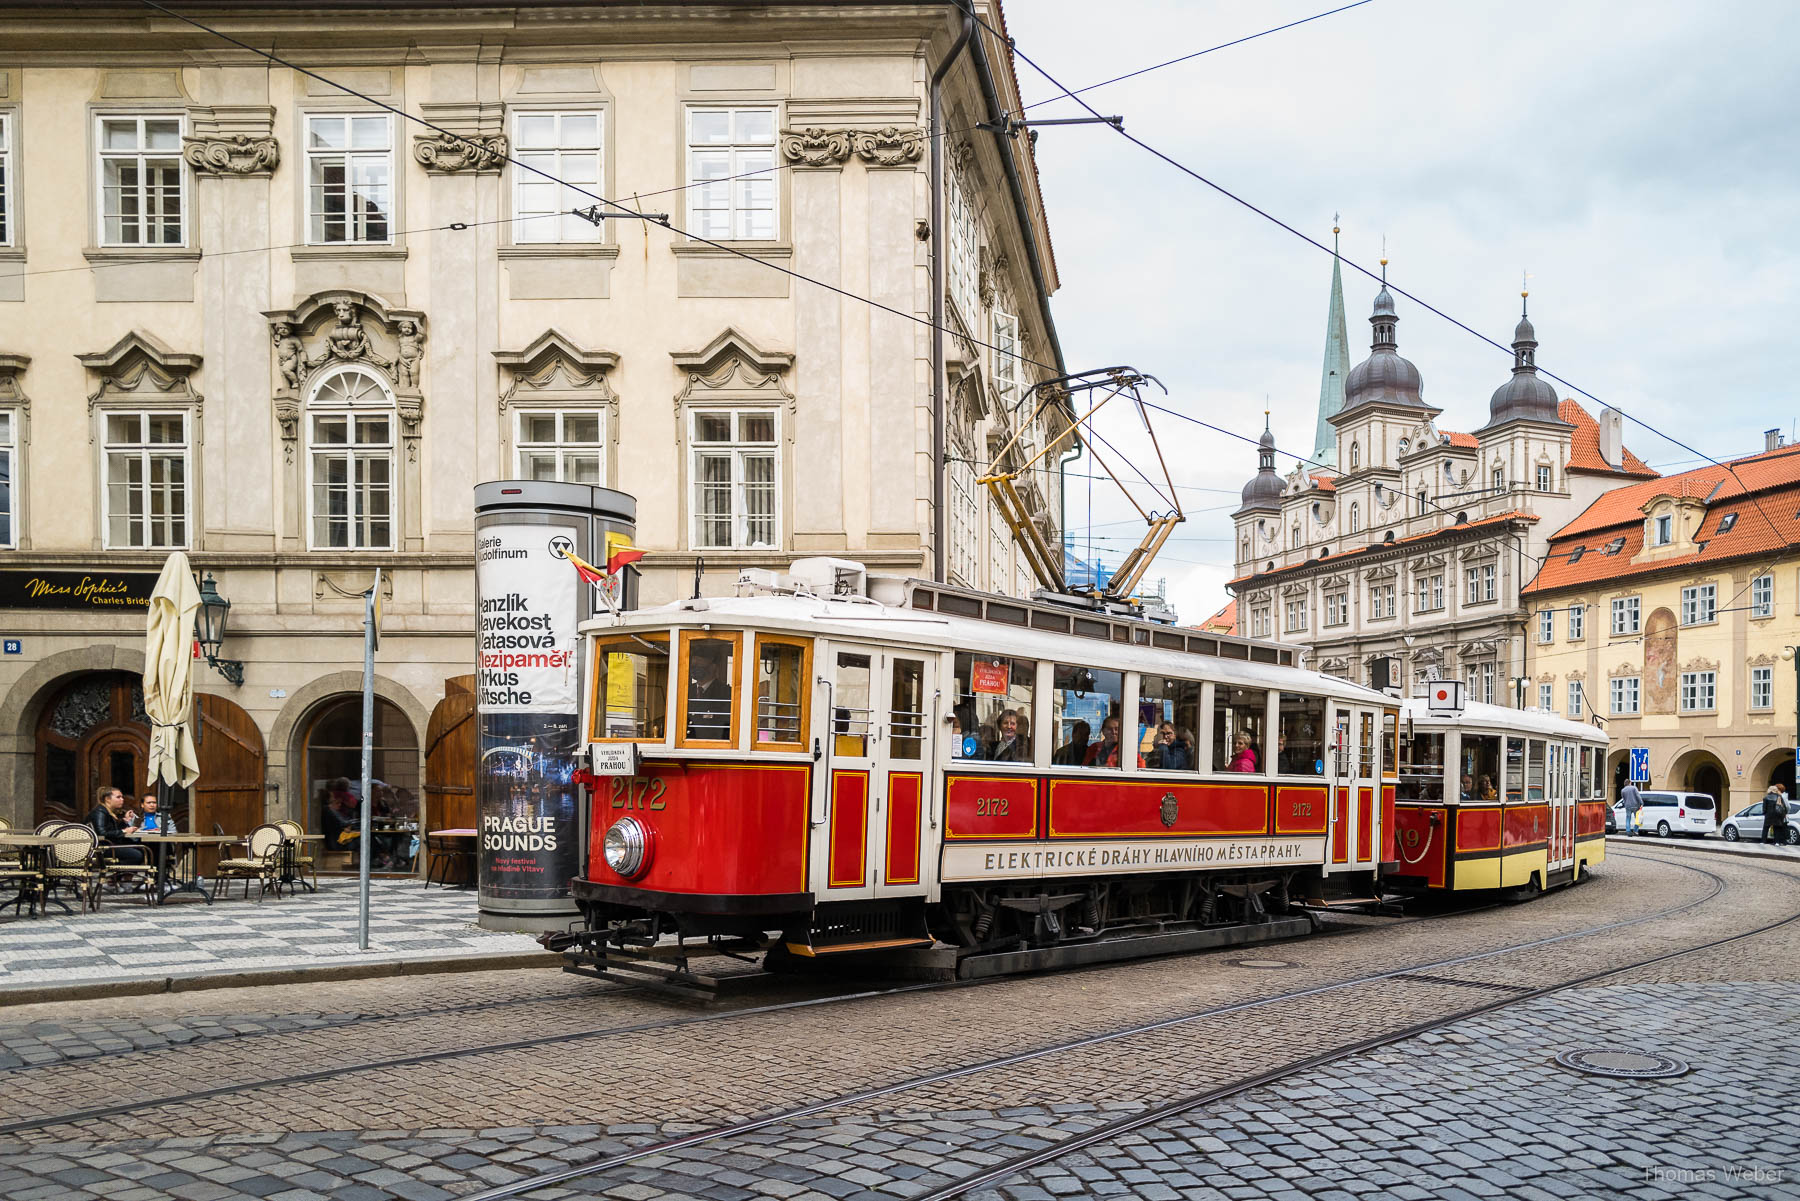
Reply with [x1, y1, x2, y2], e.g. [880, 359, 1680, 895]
[1613, 790, 1720, 838]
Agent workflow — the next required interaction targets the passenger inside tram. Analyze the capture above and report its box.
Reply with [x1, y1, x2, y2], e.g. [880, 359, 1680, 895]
[1276, 693, 1325, 775]
[684, 637, 734, 740]
[1052, 720, 1091, 765]
[953, 652, 1034, 763]
[1137, 675, 1201, 773]
[1462, 734, 1502, 801]
[1214, 686, 1266, 773]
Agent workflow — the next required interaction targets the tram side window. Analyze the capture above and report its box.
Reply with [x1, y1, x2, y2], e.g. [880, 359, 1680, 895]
[1213, 686, 1268, 773]
[1381, 711, 1398, 778]
[889, 658, 927, 761]
[1461, 734, 1500, 800]
[1400, 732, 1445, 800]
[1504, 737, 1526, 803]
[754, 637, 808, 749]
[1276, 693, 1325, 775]
[833, 651, 873, 756]
[1051, 664, 1126, 767]
[953, 652, 1035, 763]
[591, 634, 670, 741]
[1138, 675, 1201, 772]
[680, 633, 738, 745]
[1525, 739, 1546, 801]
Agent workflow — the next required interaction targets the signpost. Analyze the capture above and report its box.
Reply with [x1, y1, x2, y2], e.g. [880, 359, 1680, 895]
[1630, 746, 1650, 785]
[358, 568, 381, 952]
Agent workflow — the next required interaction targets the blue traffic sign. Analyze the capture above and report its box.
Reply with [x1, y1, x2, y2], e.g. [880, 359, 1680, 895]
[1629, 746, 1651, 784]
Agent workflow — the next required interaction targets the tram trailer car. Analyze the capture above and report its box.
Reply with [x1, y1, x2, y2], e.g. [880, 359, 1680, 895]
[567, 560, 1404, 973]
[1387, 699, 1609, 895]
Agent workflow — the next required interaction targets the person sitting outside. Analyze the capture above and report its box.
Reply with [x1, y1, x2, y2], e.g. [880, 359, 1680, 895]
[322, 778, 363, 863]
[1226, 731, 1259, 773]
[988, 709, 1028, 762]
[1053, 720, 1091, 766]
[88, 786, 149, 879]
[138, 794, 177, 834]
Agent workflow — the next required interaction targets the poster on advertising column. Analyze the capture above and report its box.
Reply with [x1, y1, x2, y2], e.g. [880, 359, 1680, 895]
[475, 523, 582, 915]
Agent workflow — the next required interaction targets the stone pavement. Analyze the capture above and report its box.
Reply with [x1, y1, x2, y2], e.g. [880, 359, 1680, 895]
[0, 879, 542, 996]
[1608, 831, 1800, 863]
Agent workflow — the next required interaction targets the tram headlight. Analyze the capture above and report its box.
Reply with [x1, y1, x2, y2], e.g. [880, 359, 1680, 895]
[603, 816, 651, 879]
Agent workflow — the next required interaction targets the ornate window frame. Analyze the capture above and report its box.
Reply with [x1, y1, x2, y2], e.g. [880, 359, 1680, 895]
[669, 328, 795, 556]
[495, 328, 620, 485]
[77, 331, 202, 552]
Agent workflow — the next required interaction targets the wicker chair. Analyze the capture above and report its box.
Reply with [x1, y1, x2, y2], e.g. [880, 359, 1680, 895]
[44, 825, 105, 913]
[215, 823, 285, 901]
[34, 820, 67, 835]
[275, 820, 317, 890]
[0, 818, 42, 916]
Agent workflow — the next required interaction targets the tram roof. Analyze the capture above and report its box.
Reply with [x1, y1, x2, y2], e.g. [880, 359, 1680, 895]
[581, 584, 1391, 705]
[1400, 697, 1607, 743]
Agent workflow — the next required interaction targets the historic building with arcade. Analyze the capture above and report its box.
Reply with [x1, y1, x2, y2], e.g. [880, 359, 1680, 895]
[1227, 248, 1656, 702]
[0, 1, 1071, 857]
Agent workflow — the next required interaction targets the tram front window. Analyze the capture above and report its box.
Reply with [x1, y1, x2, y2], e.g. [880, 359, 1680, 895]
[1139, 675, 1201, 772]
[591, 634, 670, 741]
[1276, 693, 1324, 775]
[1051, 664, 1125, 768]
[953, 652, 1034, 763]
[681, 633, 737, 744]
[1214, 686, 1267, 774]
[1400, 731, 1445, 800]
[1461, 734, 1500, 800]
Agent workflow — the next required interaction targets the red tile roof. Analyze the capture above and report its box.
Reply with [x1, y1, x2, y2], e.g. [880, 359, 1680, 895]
[1524, 444, 1800, 595]
[1441, 431, 1479, 448]
[1198, 599, 1237, 635]
[1228, 510, 1540, 589]
[1559, 399, 1658, 477]
[1309, 473, 1338, 493]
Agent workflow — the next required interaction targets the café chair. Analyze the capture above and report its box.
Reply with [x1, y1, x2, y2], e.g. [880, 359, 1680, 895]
[215, 824, 286, 901]
[44, 825, 107, 913]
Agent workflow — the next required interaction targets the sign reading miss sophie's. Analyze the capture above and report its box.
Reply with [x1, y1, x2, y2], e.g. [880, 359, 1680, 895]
[0, 571, 160, 611]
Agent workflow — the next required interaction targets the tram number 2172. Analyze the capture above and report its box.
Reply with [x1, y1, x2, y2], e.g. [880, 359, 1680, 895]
[608, 776, 667, 810]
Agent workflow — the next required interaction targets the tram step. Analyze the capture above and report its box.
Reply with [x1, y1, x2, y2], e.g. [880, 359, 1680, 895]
[783, 936, 936, 957]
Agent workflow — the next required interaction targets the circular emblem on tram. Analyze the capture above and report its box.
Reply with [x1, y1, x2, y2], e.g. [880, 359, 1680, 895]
[1160, 792, 1179, 828]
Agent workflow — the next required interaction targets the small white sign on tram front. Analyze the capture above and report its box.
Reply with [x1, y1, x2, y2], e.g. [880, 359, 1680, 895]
[590, 743, 641, 777]
[941, 836, 1327, 883]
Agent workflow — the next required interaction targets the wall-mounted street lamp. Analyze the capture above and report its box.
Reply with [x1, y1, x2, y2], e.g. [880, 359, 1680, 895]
[194, 572, 244, 686]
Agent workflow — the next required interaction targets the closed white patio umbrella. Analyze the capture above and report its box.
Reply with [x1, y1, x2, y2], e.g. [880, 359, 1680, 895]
[144, 551, 202, 794]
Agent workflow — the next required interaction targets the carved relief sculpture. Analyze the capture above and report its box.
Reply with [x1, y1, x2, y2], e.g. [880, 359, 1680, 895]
[311, 300, 393, 373]
[272, 322, 305, 392]
[778, 127, 852, 167]
[412, 131, 509, 174]
[394, 320, 425, 389]
[182, 133, 280, 176]
[852, 126, 925, 166]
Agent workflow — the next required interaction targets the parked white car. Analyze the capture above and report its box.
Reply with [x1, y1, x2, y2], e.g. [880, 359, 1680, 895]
[1720, 797, 1799, 844]
[1611, 790, 1720, 838]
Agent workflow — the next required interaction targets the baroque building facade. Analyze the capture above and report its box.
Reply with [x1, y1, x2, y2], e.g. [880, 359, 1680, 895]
[0, 2, 1071, 853]
[1227, 259, 1655, 702]
[1523, 433, 1800, 813]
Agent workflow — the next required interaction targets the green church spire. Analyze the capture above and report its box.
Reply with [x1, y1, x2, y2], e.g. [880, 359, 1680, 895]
[1313, 218, 1350, 468]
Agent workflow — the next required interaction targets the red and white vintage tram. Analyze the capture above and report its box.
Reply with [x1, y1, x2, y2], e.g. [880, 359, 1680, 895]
[564, 559, 1413, 982]
[1387, 696, 1609, 895]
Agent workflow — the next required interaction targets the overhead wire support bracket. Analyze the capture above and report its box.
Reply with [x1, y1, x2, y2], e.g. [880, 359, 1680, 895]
[977, 113, 1124, 137]
[573, 203, 670, 226]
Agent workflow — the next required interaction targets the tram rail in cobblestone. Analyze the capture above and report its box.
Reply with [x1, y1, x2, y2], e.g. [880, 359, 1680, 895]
[454, 853, 1744, 1201]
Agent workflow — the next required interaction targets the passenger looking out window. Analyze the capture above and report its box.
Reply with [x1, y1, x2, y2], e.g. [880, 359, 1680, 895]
[953, 652, 1034, 763]
[1276, 693, 1325, 775]
[1084, 715, 1138, 768]
[1051, 664, 1124, 768]
[1145, 722, 1194, 770]
[1461, 734, 1501, 800]
[1213, 686, 1267, 773]
[1139, 675, 1200, 772]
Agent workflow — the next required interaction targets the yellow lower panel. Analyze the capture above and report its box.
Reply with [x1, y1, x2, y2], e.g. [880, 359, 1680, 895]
[1501, 848, 1546, 888]
[1455, 856, 1501, 890]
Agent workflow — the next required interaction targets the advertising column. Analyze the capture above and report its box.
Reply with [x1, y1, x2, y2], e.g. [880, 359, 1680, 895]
[473, 483, 635, 931]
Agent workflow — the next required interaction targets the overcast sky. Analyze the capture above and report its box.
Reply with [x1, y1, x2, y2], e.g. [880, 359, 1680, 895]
[1008, 0, 1800, 623]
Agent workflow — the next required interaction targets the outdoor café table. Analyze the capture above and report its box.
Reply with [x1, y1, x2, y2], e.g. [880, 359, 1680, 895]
[0, 834, 63, 916]
[127, 833, 238, 905]
[276, 834, 325, 896]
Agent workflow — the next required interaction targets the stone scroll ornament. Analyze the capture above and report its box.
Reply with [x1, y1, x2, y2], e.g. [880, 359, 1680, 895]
[412, 131, 509, 174]
[182, 134, 280, 176]
[852, 126, 925, 166]
[778, 127, 852, 167]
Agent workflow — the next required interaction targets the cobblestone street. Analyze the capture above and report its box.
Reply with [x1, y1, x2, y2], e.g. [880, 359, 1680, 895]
[0, 844, 1795, 1200]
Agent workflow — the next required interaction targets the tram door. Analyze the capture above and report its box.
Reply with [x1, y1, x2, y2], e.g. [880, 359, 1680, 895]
[1325, 704, 1380, 872]
[819, 645, 934, 901]
[1548, 742, 1576, 873]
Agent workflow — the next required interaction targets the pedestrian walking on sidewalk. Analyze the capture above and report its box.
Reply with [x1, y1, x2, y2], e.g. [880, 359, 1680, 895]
[1763, 784, 1786, 844]
[1622, 780, 1643, 836]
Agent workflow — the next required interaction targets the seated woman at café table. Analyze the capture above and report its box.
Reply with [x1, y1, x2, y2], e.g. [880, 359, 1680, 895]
[138, 795, 177, 833]
[87, 786, 148, 866]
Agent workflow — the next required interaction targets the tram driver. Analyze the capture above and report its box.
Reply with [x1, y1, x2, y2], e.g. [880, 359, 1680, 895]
[685, 640, 734, 740]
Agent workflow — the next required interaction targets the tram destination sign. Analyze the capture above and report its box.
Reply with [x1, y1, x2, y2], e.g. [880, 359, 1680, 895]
[940, 836, 1327, 883]
[0, 570, 159, 611]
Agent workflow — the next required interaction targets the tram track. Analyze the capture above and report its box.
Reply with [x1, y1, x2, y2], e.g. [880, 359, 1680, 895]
[453, 852, 1751, 1201]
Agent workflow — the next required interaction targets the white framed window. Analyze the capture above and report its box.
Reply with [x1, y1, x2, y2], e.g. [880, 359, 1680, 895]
[1611, 595, 1641, 635]
[1678, 670, 1716, 713]
[1610, 676, 1640, 716]
[1568, 604, 1585, 641]
[1324, 591, 1347, 627]
[1349, 442, 1360, 469]
[1492, 466, 1504, 491]
[1290, 525, 1301, 549]
[1416, 571, 1444, 612]
[1536, 610, 1553, 643]
[1465, 562, 1496, 604]
[1752, 574, 1774, 618]
[993, 310, 1021, 405]
[1370, 582, 1395, 619]
[1464, 661, 1495, 705]
[1417, 489, 1428, 514]
[1680, 583, 1715, 626]
[514, 410, 603, 484]
[988, 511, 1010, 595]
[305, 113, 393, 244]
[1251, 607, 1271, 639]
[685, 107, 777, 241]
[1654, 513, 1672, 545]
[102, 410, 189, 548]
[0, 410, 15, 548]
[1536, 465, 1552, 491]
[947, 165, 979, 322]
[512, 110, 603, 243]
[690, 407, 779, 550]
[1348, 502, 1361, 534]
[1751, 666, 1773, 712]
[97, 114, 185, 246]
[1567, 681, 1583, 718]
[1284, 597, 1308, 633]
[1538, 682, 1553, 711]
[949, 449, 980, 586]
[307, 367, 394, 550]
[0, 112, 12, 246]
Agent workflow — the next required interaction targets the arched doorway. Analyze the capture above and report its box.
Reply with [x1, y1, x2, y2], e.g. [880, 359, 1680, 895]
[1608, 749, 1632, 802]
[34, 672, 153, 827]
[1753, 748, 1795, 820]
[1674, 749, 1729, 812]
[425, 676, 476, 834]
[301, 694, 421, 874]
